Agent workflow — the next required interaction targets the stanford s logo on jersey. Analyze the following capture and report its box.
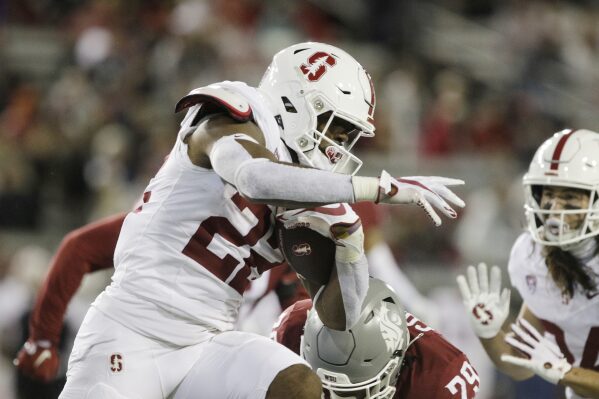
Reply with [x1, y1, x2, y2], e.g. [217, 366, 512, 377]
[110, 353, 123, 373]
[300, 52, 336, 81]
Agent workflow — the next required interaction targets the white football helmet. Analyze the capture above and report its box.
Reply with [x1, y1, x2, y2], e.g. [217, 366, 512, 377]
[523, 129, 599, 247]
[301, 278, 409, 399]
[259, 42, 376, 175]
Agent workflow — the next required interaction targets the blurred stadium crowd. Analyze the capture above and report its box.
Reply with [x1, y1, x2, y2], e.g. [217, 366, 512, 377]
[1, 0, 599, 398]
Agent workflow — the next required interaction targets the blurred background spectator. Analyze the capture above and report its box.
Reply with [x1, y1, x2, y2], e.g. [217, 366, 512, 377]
[3, 0, 599, 397]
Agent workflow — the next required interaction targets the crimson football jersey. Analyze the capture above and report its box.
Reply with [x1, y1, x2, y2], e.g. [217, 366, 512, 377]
[273, 299, 479, 399]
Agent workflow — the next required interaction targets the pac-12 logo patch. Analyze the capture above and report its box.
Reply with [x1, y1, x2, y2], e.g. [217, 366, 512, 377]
[300, 52, 336, 82]
[110, 353, 123, 373]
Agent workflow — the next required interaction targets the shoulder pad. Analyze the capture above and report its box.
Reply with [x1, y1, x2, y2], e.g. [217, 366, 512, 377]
[175, 84, 252, 122]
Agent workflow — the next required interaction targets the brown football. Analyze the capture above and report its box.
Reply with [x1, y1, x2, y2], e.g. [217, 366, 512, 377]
[275, 220, 336, 287]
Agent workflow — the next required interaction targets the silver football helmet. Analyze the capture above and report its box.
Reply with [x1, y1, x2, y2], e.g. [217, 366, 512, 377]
[301, 278, 409, 399]
[523, 129, 599, 247]
[259, 42, 376, 175]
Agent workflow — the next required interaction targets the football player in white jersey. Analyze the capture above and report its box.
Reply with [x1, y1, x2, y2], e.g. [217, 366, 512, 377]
[58, 42, 465, 399]
[457, 129, 599, 399]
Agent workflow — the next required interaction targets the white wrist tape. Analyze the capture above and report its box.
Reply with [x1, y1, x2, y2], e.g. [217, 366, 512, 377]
[336, 253, 369, 329]
[351, 176, 380, 202]
[234, 160, 355, 204]
[209, 134, 259, 184]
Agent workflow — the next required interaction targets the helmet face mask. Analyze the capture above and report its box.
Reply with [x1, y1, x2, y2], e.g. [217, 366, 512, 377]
[525, 184, 598, 246]
[316, 357, 400, 399]
[259, 42, 376, 175]
[301, 279, 408, 399]
[523, 129, 599, 247]
[300, 108, 368, 175]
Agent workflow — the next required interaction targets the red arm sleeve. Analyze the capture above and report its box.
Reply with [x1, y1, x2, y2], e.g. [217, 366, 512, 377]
[29, 213, 126, 345]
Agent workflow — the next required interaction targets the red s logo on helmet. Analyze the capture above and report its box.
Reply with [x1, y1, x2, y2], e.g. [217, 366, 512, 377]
[300, 52, 336, 82]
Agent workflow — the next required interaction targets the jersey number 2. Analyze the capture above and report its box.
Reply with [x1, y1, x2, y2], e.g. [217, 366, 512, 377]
[183, 192, 279, 294]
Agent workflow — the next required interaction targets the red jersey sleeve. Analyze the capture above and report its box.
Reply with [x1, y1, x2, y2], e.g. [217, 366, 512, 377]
[29, 213, 125, 345]
[272, 299, 313, 355]
[397, 313, 480, 399]
[436, 354, 480, 399]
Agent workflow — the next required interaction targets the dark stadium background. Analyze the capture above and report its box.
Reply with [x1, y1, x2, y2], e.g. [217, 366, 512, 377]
[2, 1, 597, 397]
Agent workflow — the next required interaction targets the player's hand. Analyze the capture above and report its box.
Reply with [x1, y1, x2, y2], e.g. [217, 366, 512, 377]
[501, 319, 572, 384]
[456, 263, 510, 339]
[14, 339, 60, 382]
[377, 171, 465, 226]
[277, 204, 364, 258]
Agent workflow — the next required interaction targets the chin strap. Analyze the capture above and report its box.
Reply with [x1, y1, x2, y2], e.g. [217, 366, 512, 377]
[406, 332, 424, 351]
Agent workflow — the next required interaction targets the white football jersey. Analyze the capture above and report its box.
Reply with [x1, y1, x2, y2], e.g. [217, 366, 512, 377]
[93, 81, 292, 346]
[508, 233, 599, 399]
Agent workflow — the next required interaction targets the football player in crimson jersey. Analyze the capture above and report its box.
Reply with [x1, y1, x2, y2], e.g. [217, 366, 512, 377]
[272, 278, 480, 399]
[457, 129, 599, 399]
[51, 41, 466, 399]
[14, 213, 308, 384]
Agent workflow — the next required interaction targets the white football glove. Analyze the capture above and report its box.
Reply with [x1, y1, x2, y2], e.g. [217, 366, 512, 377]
[456, 263, 511, 339]
[277, 203, 364, 261]
[501, 319, 572, 384]
[378, 171, 464, 226]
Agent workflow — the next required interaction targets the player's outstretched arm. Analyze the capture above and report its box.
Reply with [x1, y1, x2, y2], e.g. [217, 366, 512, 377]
[186, 113, 464, 225]
[456, 263, 535, 380]
[14, 213, 124, 382]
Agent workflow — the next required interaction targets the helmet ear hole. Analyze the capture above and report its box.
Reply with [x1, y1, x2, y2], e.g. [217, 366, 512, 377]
[281, 96, 297, 113]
